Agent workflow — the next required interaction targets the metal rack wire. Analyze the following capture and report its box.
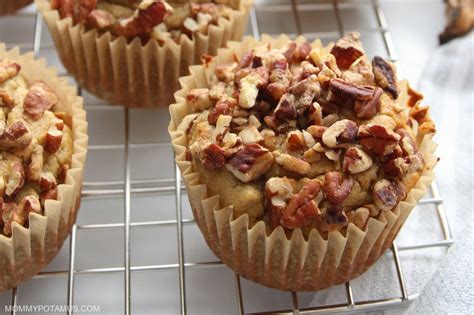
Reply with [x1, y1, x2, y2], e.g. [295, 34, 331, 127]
[2, 0, 453, 314]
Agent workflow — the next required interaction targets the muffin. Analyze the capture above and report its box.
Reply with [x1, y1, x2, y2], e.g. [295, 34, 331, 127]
[0, 44, 88, 291]
[36, 0, 253, 108]
[169, 34, 437, 291]
[0, 0, 33, 16]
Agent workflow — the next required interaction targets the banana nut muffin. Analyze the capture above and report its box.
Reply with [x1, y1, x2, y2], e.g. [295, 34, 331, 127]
[51, 0, 236, 43]
[0, 59, 73, 236]
[177, 32, 436, 237]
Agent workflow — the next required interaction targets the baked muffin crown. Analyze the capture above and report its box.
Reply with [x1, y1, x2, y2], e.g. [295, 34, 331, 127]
[178, 32, 436, 235]
[51, 0, 238, 42]
[0, 58, 73, 237]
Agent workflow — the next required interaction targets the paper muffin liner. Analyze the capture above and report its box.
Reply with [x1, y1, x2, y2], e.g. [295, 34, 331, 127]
[0, 44, 88, 292]
[35, 0, 253, 108]
[169, 35, 438, 291]
[0, 0, 32, 16]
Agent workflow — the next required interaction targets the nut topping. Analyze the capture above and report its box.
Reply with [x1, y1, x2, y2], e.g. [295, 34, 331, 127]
[0, 121, 32, 149]
[330, 32, 364, 70]
[323, 171, 354, 205]
[279, 179, 322, 228]
[226, 144, 274, 182]
[328, 78, 382, 119]
[45, 128, 63, 154]
[0, 59, 21, 84]
[343, 147, 373, 174]
[372, 179, 407, 211]
[325, 204, 348, 225]
[23, 82, 59, 120]
[346, 207, 370, 230]
[358, 124, 401, 156]
[372, 56, 399, 98]
[274, 151, 311, 176]
[202, 143, 226, 171]
[187, 88, 213, 111]
[208, 98, 236, 126]
[322, 119, 358, 148]
[383, 155, 423, 178]
[6, 161, 25, 197]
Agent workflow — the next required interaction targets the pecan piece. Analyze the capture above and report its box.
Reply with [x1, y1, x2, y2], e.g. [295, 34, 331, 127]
[372, 179, 407, 211]
[274, 151, 311, 176]
[0, 90, 14, 108]
[226, 144, 274, 182]
[187, 88, 212, 111]
[322, 119, 358, 148]
[202, 143, 226, 171]
[0, 59, 21, 84]
[45, 128, 63, 154]
[238, 68, 268, 109]
[383, 155, 424, 178]
[6, 161, 25, 197]
[396, 128, 418, 156]
[280, 179, 322, 229]
[88, 9, 115, 29]
[306, 125, 327, 139]
[0, 121, 32, 149]
[40, 172, 57, 191]
[286, 131, 306, 152]
[358, 124, 401, 156]
[325, 204, 348, 225]
[328, 78, 383, 119]
[24, 81, 59, 119]
[4, 195, 42, 236]
[343, 147, 373, 174]
[372, 56, 399, 98]
[346, 207, 370, 230]
[330, 32, 364, 69]
[215, 62, 238, 83]
[208, 98, 236, 125]
[28, 144, 44, 182]
[323, 171, 354, 205]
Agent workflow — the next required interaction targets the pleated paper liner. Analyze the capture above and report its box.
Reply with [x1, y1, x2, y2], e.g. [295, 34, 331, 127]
[0, 44, 88, 292]
[36, 0, 253, 108]
[0, 0, 32, 16]
[168, 35, 438, 291]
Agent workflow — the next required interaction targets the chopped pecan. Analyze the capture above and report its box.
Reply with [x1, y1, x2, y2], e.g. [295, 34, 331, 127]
[346, 207, 370, 230]
[306, 125, 327, 139]
[238, 69, 268, 109]
[372, 56, 398, 98]
[226, 144, 273, 182]
[323, 171, 354, 205]
[202, 143, 226, 171]
[325, 204, 348, 225]
[274, 93, 297, 121]
[208, 98, 236, 125]
[372, 179, 406, 211]
[40, 187, 58, 206]
[88, 9, 114, 29]
[0, 90, 14, 108]
[383, 155, 424, 178]
[187, 88, 213, 111]
[307, 102, 323, 126]
[358, 124, 401, 156]
[293, 42, 312, 61]
[0, 121, 32, 149]
[282, 42, 297, 62]
[291, 75, 321, 113]
[396, 128, 418, 156]
[0, 59, 21, 84]
[280, 179, 322, 229]
[23, 82, 59, 119]
[215, 62, 238, 83]
[274, 151, 311, 176]
[54, 111, 73, 128]
[6, 161, 25, 197]
[343, 147, 373, 174]
[238, 125, 263, 144]
[317, 65, 337, 90]
[239, 50, 254, 68]
[322, 119, 358, 148]
[328, 78, 382, 119]
[6, 195, 42, 236]
[40, 172, 57, 191]
[330, 32, 364, 69]
[286, 131, 306, 152]
[28, 144, 44, 182]
[113, 1, 172, 37]
[45, 128, 63, 154]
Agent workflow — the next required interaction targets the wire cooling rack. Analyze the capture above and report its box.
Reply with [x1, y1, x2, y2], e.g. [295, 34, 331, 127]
[0, 0, 453, 314]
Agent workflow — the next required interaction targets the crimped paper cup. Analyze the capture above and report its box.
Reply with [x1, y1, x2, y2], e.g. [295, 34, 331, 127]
[169, 35, 437, 291]
[36, 0, 253, 108]
[0, 0, 32, 16]
[0, 44, 88, 292]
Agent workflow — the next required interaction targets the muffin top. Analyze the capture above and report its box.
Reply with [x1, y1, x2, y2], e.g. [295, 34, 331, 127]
[51, 0, 236, 43]
[178, 33, 436, 236]
[0, 59, 73, 237]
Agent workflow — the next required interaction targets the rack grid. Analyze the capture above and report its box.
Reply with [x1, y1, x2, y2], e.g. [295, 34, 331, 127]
[1, 0, 452, 314]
